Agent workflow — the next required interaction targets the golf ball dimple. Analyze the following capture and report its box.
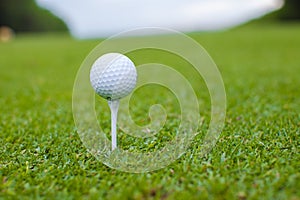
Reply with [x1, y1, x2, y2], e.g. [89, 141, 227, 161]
[90, 53, 137, 100]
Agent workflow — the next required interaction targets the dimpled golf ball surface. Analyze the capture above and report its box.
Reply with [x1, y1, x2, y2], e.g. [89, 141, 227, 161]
[90, 53, 137, 100]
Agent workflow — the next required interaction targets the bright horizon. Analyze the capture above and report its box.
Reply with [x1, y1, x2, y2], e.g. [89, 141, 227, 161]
[36, 0, 284, 38]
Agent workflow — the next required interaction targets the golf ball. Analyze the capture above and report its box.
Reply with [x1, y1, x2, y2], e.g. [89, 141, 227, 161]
[90, 53, 137, 100]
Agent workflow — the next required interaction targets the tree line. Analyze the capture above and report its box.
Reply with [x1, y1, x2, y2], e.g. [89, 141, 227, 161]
[0, 0, 67, 32]
[277, 0, 300, 20]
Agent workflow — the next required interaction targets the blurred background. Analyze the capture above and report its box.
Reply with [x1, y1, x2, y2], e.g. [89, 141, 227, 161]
[0, 0, 299, 39]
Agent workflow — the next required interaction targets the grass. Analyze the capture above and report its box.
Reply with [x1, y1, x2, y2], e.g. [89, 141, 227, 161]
[0, 23, 299, 199]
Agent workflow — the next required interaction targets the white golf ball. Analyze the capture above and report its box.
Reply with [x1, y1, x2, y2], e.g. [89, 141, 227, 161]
[90, 53, 137, 100]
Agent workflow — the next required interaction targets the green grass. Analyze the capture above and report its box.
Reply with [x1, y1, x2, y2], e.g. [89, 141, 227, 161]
[0, 24, 299, 199]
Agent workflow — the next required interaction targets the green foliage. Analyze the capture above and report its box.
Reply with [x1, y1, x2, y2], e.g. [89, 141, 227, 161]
[0, 0, 68, 32]
[263, 0, 300, 21]
[0, 23, 299, 199]
[279, 0, 300, 20]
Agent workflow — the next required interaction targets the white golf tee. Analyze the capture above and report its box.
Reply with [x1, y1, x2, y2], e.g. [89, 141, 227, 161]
[108, 100, 119, 151]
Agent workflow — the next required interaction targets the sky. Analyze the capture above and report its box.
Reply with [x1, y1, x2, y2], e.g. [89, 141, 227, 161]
[36, 0, 283, 38]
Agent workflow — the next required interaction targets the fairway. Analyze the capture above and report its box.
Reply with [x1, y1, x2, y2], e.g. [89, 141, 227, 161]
[0, 23, 299, 199]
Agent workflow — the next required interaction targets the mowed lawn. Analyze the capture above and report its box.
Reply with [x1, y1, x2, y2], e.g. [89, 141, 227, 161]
[0, 23, 299, 199]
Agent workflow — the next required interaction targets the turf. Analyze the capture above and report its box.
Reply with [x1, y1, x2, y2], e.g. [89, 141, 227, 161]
[0, 23, 299, 199]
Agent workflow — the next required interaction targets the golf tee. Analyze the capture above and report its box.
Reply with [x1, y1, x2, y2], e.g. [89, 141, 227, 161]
[108, 99, 119, 151]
